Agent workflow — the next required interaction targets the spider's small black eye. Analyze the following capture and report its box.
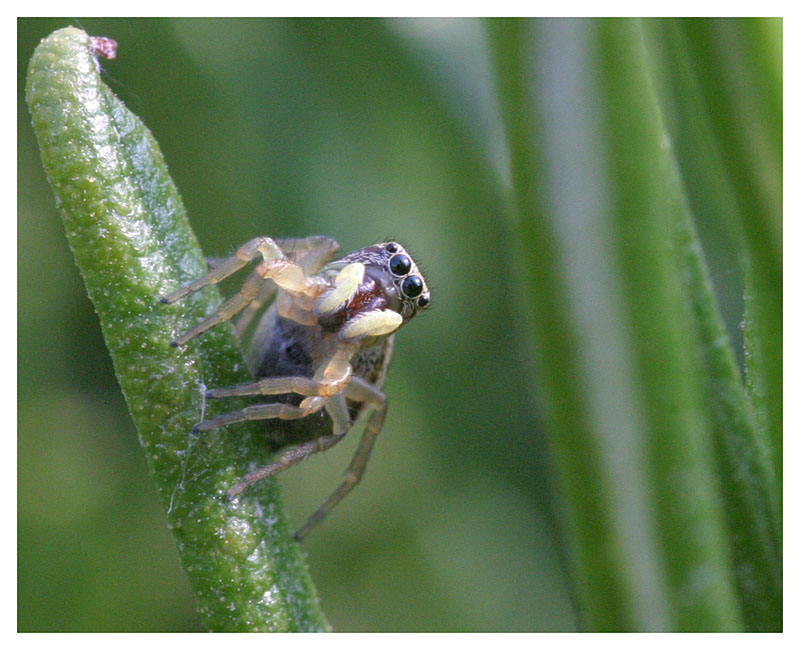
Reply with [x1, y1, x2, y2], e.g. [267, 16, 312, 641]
[389, 253, 412, 276]
[417, 295, 429, 308]
[402, 275, 423, 298]
[385, 242, 399, 253]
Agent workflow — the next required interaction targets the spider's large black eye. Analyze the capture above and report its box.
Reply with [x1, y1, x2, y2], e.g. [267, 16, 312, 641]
[389, 253, 412, 276]
[385, 242, 399, 253]
[402, 275, 424, 298]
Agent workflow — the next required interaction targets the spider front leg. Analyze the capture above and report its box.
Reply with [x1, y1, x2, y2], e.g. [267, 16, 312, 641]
[161, 236, 326, 346]
[162, 236, 284, 304]
[234, 236, 340, 337]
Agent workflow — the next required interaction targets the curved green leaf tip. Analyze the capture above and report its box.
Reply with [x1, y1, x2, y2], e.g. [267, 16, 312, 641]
[25, 26, 328, 632]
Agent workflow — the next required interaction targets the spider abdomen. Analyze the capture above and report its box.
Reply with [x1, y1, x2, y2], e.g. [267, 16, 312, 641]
[250, 305, 393, 449]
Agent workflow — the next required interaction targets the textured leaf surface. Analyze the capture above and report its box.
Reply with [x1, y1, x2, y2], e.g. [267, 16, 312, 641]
[26, 26, 328, 632]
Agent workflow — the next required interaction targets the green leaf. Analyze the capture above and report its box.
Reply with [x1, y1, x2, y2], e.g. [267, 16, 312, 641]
[25, 25, 328, 632]
[670, 198, 781, 630]
[643, 17, 781, 630]
[488, 17, 744, 631]
[676, 19, 782, 483]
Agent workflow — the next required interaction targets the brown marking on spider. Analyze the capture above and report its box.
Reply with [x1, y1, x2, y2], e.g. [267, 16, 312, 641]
[161, 236, 430, 540]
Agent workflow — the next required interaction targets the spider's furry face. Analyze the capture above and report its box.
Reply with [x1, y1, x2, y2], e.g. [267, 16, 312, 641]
[333, 241, 430, 323]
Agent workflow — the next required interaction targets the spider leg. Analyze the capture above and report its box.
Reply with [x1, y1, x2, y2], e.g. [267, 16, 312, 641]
[234, 236, 339, 337]
[274, 292, 319, 327]
[234, 280, 277, 339]
[275, 236, 339, 274]
[293, 376, 388, 541]
[205, 373, 347, 399]
[170, 265, 270, 346]
[226, 430, 348, 500]
[205, 347, 354, 399]
[225, 392, 352, 499]
[165, 238, 328, 346]
[161, 236, 286, 304]
[193, 401, 318, 432]
[196, 346, 354, 429]
[204, 256, 229, 271]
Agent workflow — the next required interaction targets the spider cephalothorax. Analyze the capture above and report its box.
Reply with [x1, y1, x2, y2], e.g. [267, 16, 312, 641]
[161, 236, 429, 540]
[316, 241, 430, 331]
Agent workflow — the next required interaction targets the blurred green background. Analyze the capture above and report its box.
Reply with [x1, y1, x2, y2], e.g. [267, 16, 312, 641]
[19, 17, 774, 632]
[19, 17, 575, 631]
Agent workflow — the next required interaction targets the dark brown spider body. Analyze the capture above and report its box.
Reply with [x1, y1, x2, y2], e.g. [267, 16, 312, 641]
[249, 306, 394, 450]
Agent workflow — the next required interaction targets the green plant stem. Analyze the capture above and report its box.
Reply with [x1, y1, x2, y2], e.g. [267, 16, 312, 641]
[643, 18, 782, 630]
[671, 201, 781, 630]
[677, 19, 782, 484]
[26, 26, 328, 632]
[488, 17, 743, 631]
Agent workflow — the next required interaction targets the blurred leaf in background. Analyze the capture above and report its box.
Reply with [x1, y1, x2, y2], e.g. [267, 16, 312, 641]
[19, 17, 780, 632]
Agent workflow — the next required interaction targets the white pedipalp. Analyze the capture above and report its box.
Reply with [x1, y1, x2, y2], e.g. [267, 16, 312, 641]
[340, 309, 403, 340]
[315, 262, 365, 315]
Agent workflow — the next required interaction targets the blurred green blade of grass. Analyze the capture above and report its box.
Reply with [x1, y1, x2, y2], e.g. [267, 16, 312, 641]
[25, 26, 327, 632]
[644, 18, 782, 630]
[488, 18, 647, 629]
[488, 17, 746, 630]
[676, 19, 782, 482]
[671, 196, 782, 630]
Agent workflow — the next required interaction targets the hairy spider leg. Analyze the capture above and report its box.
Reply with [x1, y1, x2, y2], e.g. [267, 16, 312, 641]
[226, 431, 347, 500]
[234, 281, 278, 338]
[161, 237, 285, 304]
[161, 237, 327, 346]
[225, 392, 352, 501]
[205, 345, 355, 400]
[194, 344, 355, 430]
[274, 236, 340, 273]
[235, 236, 341, 337]
[192, 401, 316, 432]
[293, 376, 388, 541]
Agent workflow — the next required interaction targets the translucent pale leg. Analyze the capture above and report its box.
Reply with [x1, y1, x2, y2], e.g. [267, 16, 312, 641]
[234, 281, 277, 338]
[293, 376, 388, 541]
[226, 430, 348, 500]
[161, 236, 286, 304]
[197, 346, 354, 427]
[206, 346, 354, 398]
[192, 401, 318, 433]
[226, 394, 352, 500]
[235, 236, 339, 337]
[275, 236, 340, 274]
[171, 264, 273, 346]
[162, 236, 327, 346]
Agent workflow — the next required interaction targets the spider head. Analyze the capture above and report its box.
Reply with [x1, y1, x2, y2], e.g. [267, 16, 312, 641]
[341, 241, 430, 321]
[316, 242, 430, 338]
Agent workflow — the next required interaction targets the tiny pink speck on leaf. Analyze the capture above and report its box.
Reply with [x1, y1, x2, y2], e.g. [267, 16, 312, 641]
[90, 36, 117, 60]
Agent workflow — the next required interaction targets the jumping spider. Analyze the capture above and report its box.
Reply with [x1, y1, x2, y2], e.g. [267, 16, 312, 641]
[161, 236, 430, 540]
